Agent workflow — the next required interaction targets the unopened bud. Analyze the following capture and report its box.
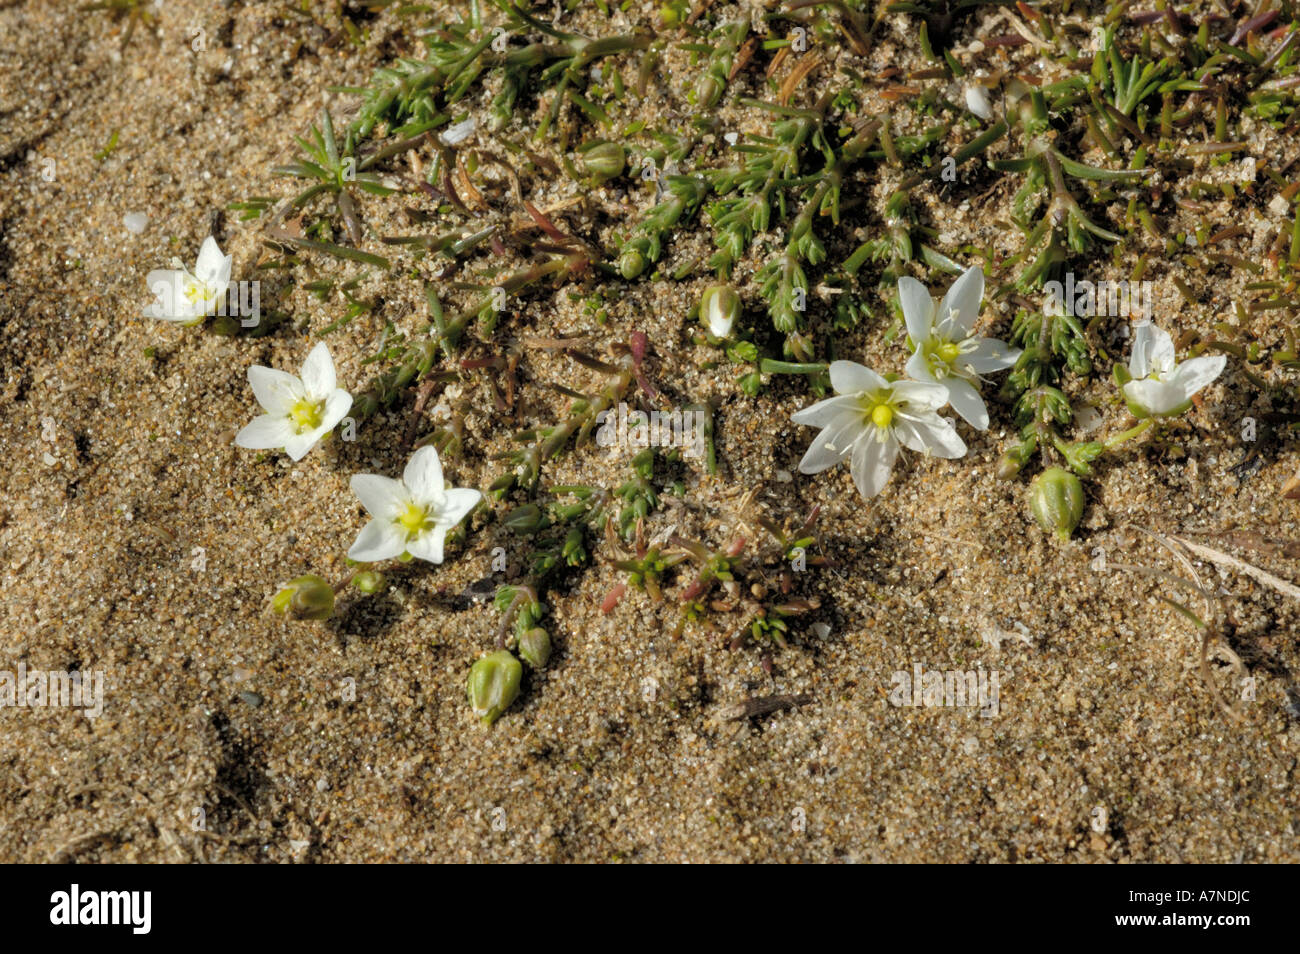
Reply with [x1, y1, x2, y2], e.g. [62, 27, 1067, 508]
[467, 650, 522, 726]
[271, 574, 335, 620]
[618, 247, 646, 280]
[1029, 467, 1084, 541]
[964, 83, 993, 120]
[995, 449, 1023, 481]
[659, 1, 684, 26]
[696, 73, 723, 107]
[504, 503, 544, 534]
[518, 627, 552, 668]
[210, 314, 241, 336]
[700, 284, 740, 339]
[583, 142, 626, 182]
[353, 570, 386, 594]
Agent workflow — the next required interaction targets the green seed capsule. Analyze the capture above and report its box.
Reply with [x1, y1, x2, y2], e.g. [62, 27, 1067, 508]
[583, 142, 626, 182]
[271, 574, 335, 620]
[619, 247, 646, 280]
[1029, 468, 1084, 541]
[518, 627, 552, 668]
[467, 650, 523, 726]
[696, 74, 723, 108]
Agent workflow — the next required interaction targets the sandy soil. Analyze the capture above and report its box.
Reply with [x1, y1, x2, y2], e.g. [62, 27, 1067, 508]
[1, 0, 1298, 863]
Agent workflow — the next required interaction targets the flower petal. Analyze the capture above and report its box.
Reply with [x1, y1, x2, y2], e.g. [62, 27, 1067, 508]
[1147, 323, 1176, 374]
[849, 433, 899, 499]
[405, 525, 448, 564]
[284, 429, 324, 461]
[234, 414, 296, 450]
[1169, 355, 1226, 398]
[350, 474, 408, 519]
[146, 269, 181, 294]
[797, 415, 861, 474]
[144, 270, 183, 318]
[897, 277, 935, 343]
[935, 265, 984, 337]
[320, 389, 353, 433]
[896, 411, 967, 458]
[829, 360, 887, 397]
[891, 379, 950, 411]
[143, 304, 196, 323]
[791, 394, 861, 428]
[1129, 321, 1175, 379]
[403, 445, 446, 505]
[940, 376, 989, 430]
[1123, 378, 1187, 417]
[348, 519, 408, 563]
[437, 487, 482, 527]
[247, 365, 303, 416]
[960, 336, 1021, 374]
[904, 349, 937, 385]
[1128, 322, 1153, 378]
[300, 342, 338, 400]
[195, 237, 230, 285]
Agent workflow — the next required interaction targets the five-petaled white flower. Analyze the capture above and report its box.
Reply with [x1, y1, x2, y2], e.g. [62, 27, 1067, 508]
[143, 236, 232, 324]
[348, 446, 482, 564]
[792, 360, 967, 499]
[900, 265, 1021, 430]
[235, 342, 353, 461]
[1122, 321, 1226, 418]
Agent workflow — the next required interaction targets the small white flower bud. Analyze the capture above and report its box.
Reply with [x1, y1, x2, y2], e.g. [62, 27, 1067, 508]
[965, 84, 993, 120]
[700, 285, 740, 339]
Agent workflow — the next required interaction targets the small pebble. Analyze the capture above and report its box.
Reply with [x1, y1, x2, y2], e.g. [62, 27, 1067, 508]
[123, 212, 149, 234]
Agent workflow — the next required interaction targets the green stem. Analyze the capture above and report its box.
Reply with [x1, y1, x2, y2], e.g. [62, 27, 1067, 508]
[760, 359, 827, 375]
[1105, 417, 1154, 449]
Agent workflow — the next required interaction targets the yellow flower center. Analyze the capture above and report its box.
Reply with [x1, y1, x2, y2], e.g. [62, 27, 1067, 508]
[398, 502, 430, 535]
[936, 341, 962, 365]
[870, 404, 894, 430]
[289, 397, 325, 433]
[183, 278, 216, 305]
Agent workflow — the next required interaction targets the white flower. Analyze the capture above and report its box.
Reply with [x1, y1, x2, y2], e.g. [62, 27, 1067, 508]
[900, 265, 1021, 430]
[791, 360, 967, 500]
[143, 236, 232, 324]
[234, 342, 353, 461]
[1122, 321, 1226, 418]
[348, 446, 482, 564]
[964, 84, 993, 120]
